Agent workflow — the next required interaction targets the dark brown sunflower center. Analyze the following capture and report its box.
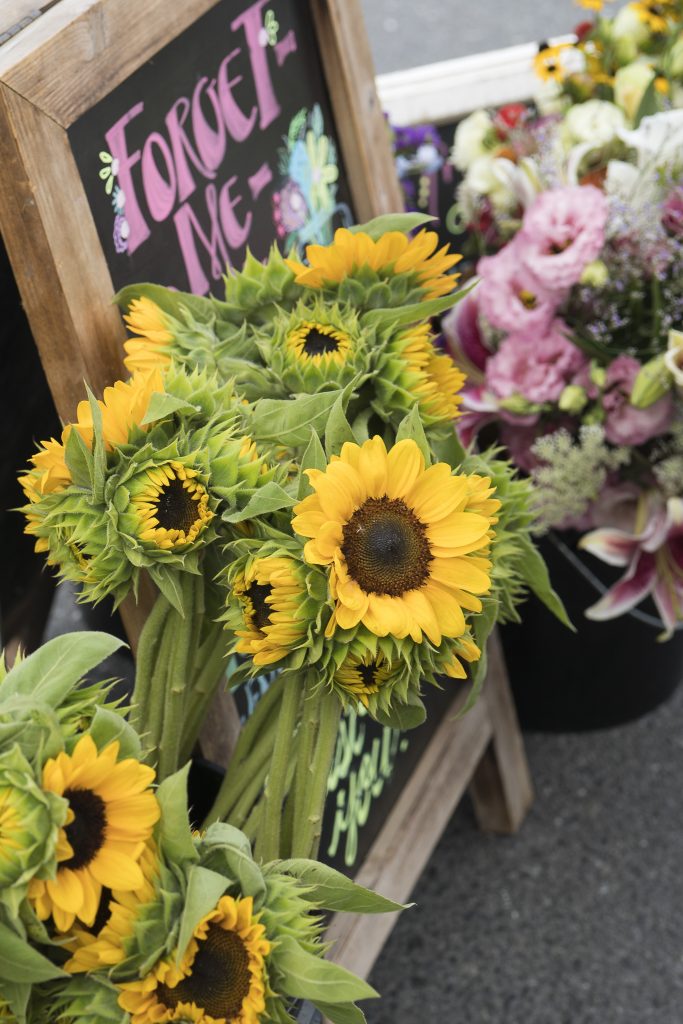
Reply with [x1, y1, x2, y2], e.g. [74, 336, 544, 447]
[157, 924, 251, 1021]
[246, 582, 273, 631]
[358, 662, 379, 688]
[154, 477, 200, 533]
[62, 788, 107, 870]
[302, 326, 340, 356]
[341, 497, 432, 596]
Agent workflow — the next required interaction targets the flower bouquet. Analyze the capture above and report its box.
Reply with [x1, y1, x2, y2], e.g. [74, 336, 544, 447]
[12, 214, 566, 1017]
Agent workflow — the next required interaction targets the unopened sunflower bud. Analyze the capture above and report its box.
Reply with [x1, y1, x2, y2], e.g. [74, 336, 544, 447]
[559, 384, 588, 414]
[631, 354, 672, 408]
[580, 260, 609, 288]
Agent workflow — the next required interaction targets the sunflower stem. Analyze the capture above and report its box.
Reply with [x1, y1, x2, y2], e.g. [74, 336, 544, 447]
[214, 736, 272, 829]
[286, 690, 322, 858]
[130, 592, 172, 733]
[156, 575, 197, 781]
[142, 611, 177, 767]
[255, 675, 303, 863]
[178, 630, 228, 765]
[203, 674, 285, 826]
[292, 689, 341, 860]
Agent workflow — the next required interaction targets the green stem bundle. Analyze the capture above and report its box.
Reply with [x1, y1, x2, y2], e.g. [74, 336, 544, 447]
[255, 675, 303, 863]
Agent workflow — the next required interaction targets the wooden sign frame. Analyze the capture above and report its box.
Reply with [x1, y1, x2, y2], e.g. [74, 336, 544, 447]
[0, 6, 533, 989]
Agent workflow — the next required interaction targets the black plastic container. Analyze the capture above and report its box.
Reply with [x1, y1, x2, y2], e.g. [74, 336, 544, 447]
[500, 531, 683, 731]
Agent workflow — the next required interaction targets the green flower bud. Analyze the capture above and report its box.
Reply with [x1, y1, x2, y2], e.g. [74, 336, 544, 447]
[498, 394, 542, 416]
[0, 745, 68, 917]
[583, 404, 606, 425]
[590, 361, 607, 388]
[559, 384, 588, 414]
[630, 354, 672, 408]
[580, 260, 609, 288]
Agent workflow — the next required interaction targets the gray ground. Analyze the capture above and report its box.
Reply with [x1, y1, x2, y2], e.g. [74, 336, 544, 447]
[360, 0, 628, 74]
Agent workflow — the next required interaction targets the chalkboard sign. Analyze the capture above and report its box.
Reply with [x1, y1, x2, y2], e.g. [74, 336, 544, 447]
[0, 0, 402, 422]
[68, 1, 355, 296]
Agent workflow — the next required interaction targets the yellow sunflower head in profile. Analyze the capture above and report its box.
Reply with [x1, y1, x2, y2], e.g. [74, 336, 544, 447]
[378, 323, 466, 426]
[123, 297, 175, 375]
[286, 227, 462, 301]
[230, 556, 309, 667]
[117, 894, 270, 1024]
[29, 735, 160, 933]
[333, 651, 398, 707]
[65, 369, 165, 453]
[292, 436, 499, 644]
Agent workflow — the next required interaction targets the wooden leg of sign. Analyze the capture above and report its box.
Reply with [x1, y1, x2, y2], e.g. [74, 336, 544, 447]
[468, 628, 533, 834]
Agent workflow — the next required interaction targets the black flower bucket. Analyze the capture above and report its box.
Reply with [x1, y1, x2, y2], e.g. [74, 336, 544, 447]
[500, 530, 683, 731]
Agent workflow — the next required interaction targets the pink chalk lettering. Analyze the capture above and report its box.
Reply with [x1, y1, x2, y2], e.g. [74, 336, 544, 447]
[174, 184, 228, 294]
[274, 29, 297, 67]
[105, 101, 149, 254]
[192, 77, 227, 173]
[247, 161, 273, 200]
[141, 131, 177, 223]
[218, 175, 252, 249]
[217, 50, 258, 143]
[165, 96, 213, 205]
[231, 0, 281, 130]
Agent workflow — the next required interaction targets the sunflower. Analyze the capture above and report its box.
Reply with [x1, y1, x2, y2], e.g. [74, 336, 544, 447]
[117, 894, 270, 1024]
[65, 842, 159, 973]
[123, 298, 174, 374]
[285, 228, 461, 300]
[66, 369, 165, 452]
[28, 735, 160, 932]
[378, 323, 466, 425]
[534, 43, 572, 82]
[128, 461, 214, 550]
[292, 436, 498, 643]
[231, 556, 308, 666]
[286, 319, 352, 367]
[333, 651, 397, 707]
[632, 0, 676, 32]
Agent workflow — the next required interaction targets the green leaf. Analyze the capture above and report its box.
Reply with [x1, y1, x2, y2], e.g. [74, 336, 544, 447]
[114, 283, 212, 322]
[298, 429, 327, 498]
[348, 213, 434, 239]
[274, 860, 406, 913]
[147, 567, 186, 616]
[250, 385, 356, 447]
[395, 404, 431, 465]
[324, 396, 357, 456]
[428, 426, 466, 469]
[634, 75, 659, 127]
[89, 706, 141, 760]
[3, 632, 124, 701]
[272, 936, 378, 1003]
[155, 763, 198, 867]
[176, 866, 228, 964]
[222, 482, 296, 523]
[313, 1001, 367, 1024]
[0, 922, 67, 982]
[1, 981, 30, 1024]
[64, 426, 94, 488]
[361, 285, 473, 330]
[141, 392, 197, 425]
[85, 385, 107, 504]
[517, 535, 574, 630]
[456, 598, 498, 719]
[373, 694, 426, 730]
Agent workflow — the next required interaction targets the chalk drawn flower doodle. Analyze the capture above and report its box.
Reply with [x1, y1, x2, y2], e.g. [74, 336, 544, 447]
[99, 150, 129, 254]
[273, 104, 351, 248]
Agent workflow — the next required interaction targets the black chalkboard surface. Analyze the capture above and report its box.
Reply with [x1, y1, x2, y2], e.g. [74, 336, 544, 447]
[69, 0, 354, 296]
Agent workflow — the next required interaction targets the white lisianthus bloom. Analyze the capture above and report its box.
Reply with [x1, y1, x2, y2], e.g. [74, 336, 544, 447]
[611, 3, 651, 46]
[561, 100, 627, 149]
[613, 61, 656, 123]
[665, 330, 683, 387]
[618, 109, 683, 169]
[463, 154, 519, 213]
[451, 110, 496, 171]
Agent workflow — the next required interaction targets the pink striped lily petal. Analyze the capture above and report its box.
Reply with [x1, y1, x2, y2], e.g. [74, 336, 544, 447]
[584, 552, 657, 621]
[579, 528, 640, 567]
[652, 577, 681, 640]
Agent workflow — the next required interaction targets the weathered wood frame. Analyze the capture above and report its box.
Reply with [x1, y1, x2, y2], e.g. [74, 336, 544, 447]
[0, 5, 533, 986]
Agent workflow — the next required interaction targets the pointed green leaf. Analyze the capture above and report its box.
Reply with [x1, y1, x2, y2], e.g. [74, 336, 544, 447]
[313, 1001, 367, 1024]
[176, 865, 229, 964]
[141, 392, 197, 425]
[373, 694, 425, 730]
[298, 429, 327, 498]
[348, 213, 435, 239]
[222, 482, 296, 523]
[395, 404, 431, 465]
[274, 860, 406, 914]
[250, 383, 357, 448]
[272, 936, 378, 1003]
[0, 922, 67, 982]
[156, 763, 198, 867]
[115, 283, 212, 322]
[324, 396, 357, 457]
[147, 568, 186, 616]
[89, 706, 141, 760]
[3, 632, 124, 701]
[517, 535, 574, 630]
[85, 385, 107, 503]
[361, 281, 475, 330]
[64, 426, 94, 488]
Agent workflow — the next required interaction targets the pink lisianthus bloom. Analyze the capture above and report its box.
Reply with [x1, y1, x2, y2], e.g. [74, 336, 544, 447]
[517, 184, 609, 291]
[662, 186, 683, 236]
[486, 319, 588, 408]
[477, 240, 562, 334]
[602, 355, 673, 445]
[581, 494, 683, 636]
